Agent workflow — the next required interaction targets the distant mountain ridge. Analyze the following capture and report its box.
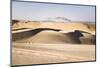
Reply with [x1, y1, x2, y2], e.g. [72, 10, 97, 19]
[43, 17, 71, 22]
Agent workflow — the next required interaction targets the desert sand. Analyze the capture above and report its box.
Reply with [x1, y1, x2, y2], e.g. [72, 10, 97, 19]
[12, 21, 95, 34]
[12, 43, 95, 65]
[12, 21, 96, 66]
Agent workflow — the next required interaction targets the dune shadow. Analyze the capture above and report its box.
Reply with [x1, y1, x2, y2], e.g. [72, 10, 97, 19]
[12, 28, 61, 41]
[12, 28, 96, 44]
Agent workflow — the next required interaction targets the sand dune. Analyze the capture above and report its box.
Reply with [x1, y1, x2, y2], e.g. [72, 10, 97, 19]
[12, 21, 96, 66]
[12, 22, 95, 35]
[13, 30, 95, 44]
[14, 31, 80, 44]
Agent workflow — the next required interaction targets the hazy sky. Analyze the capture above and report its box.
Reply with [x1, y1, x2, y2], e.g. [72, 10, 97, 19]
[12, 1, 95, 22]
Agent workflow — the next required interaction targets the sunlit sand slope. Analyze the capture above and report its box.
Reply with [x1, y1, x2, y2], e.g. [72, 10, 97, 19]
[12, 43, 95, 65]
[12, 21, 96, 66]
[12, 22, 95, 34]
[13, 30, 95, 44]
[14, 31, 81, 44]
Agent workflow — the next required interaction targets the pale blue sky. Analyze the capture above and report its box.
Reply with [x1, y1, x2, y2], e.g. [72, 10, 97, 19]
[12, 1, 95, 22]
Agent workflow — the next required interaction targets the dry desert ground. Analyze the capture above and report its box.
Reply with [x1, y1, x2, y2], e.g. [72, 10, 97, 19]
[12, 21, 96, 66]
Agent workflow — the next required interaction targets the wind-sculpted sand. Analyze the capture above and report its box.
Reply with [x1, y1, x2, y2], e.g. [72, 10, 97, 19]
[12, 22, 96, 66]
[12, 22, 95, 35]
[14, 31, 80, 44]
[13, 30, 95, 44]
[12, 43, 95, 65]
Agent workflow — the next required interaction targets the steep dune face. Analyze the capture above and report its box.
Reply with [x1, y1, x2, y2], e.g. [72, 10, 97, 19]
[80, 35, 95, 44]
[15, 30, 81, 44]
[13, 29, 95, 44]
[12, 21, 96, 66]
[12, 21, 95, 35]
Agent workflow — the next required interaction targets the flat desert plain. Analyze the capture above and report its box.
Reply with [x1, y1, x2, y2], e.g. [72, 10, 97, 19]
[12, 21, 96, 66]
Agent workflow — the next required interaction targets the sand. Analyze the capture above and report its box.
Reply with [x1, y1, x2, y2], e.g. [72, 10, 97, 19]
[12, 22, 95, 35]
[12, 43, 95, 65]
[12, 22, 96, 66]
[13, 30, 95, 44]
[14, 31, 80, 44]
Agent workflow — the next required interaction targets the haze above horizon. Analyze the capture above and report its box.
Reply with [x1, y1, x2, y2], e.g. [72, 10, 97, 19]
[12, 1, 95, 22]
